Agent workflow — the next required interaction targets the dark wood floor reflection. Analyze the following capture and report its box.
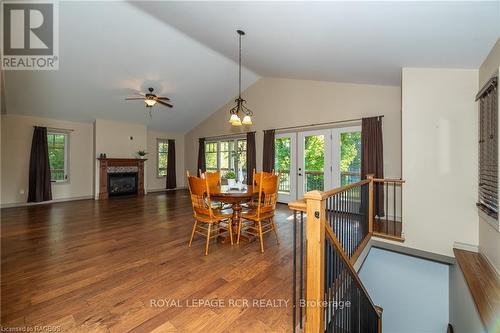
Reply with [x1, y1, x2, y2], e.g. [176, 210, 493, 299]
[1, 191, 294, 332]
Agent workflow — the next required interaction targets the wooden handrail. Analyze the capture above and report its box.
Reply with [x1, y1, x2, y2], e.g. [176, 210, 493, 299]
[323, 221, 380, 316]
[288, 199, 307, 212]
[304, 179, 371, 200]
[373, 178, 405, 184]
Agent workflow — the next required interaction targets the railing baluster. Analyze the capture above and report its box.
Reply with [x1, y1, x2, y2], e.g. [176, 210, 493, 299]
[293, 210, 297, 333]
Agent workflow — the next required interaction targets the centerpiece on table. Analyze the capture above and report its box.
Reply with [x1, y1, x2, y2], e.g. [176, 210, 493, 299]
[224, 170, 237, 188]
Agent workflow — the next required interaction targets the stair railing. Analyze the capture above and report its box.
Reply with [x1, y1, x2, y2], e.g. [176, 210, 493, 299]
[289, 175, 382, 333]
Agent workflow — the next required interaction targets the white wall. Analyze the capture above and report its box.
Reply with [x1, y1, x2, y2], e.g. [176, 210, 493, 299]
[478, 38, 500, 274]
[185, 77, 402, 179]
[359, 247, 449, 333]
[146, 129, 185, 191]
[1, 114, 94, 206]
[94, 119, 147, 198]
[401, 68, 479, 258]
[449, 262, 486, 333]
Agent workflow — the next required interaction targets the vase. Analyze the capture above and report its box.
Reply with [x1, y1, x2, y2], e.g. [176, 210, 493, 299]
[227, 179, 236, 188]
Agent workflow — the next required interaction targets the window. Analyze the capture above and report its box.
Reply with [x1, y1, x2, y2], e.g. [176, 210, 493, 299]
[47, 132, 69, 182]
[340, 131, 361, 186]
[477, 77, 498, 220]
[157, 139, 168, 177]
[205, 138, 247, 180]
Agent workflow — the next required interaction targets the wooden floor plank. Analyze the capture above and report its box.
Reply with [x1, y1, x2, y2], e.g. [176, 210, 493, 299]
[1, 191, 294, 332]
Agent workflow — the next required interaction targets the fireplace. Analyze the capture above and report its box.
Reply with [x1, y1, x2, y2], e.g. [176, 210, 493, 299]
[97, 158, 146, 199]
[108, 172, 138, 196]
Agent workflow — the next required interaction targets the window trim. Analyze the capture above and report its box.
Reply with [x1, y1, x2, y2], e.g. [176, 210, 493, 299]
[156, 138, 169, 178]
[47, 131, 70, 184]
[205, 137, 247, 177]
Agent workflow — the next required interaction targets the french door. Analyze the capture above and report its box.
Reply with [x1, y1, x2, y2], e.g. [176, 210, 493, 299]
[274, 133, 297, 203]
[274, 126, 361, 203]
[297, 130, 332, 199]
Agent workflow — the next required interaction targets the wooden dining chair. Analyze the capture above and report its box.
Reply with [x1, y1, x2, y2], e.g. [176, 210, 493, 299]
[187, 174, 233, 255]
[244, 168, 276, 209]
[238, 173, 279, 253]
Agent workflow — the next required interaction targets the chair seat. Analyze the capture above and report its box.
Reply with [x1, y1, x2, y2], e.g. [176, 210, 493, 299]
[194, 209, 232, 223]
[241, 210, 274, 221]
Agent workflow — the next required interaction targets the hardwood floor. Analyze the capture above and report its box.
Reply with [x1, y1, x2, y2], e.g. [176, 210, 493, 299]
[1, 191, 295, 332]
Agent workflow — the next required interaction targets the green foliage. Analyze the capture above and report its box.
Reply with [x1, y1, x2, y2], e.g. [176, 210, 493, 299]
[304, 135, 325, 171]
[340, 132, 361, 172]
[47, 133, 65, 181]
[274, 137, 291, 172]
[137, 150, 148, 156]
[223, 170, 236, 179]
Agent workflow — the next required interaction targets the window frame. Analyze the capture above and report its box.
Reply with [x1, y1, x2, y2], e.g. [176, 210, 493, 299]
[47, 131, 70, 184]
[205, 137, 247, 178]
[477, 76, 499, 226]
[156, 138, 169, 178]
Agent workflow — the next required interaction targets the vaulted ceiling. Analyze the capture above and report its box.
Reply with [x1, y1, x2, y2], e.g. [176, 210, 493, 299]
[3, 1, 499, 133]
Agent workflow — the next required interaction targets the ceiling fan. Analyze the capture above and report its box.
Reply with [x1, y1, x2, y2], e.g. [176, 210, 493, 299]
[125, 87, 172, 108]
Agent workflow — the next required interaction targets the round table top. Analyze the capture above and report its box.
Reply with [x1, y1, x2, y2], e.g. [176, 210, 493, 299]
[210, 185, 256, 203]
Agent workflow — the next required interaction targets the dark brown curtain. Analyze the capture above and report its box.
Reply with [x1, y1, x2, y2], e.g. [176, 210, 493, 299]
[246, 132, 256, 185]
[28, 126, 52, 202]
[361, 116, 384, 216]
[197, 138, 206, 176]
[262, 129, 275, 173]
[166, 139, 176, 189]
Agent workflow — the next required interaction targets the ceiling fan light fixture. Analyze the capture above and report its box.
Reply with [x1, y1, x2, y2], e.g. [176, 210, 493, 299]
[145, 99, 157, 107]
[242, 115, 252, 125]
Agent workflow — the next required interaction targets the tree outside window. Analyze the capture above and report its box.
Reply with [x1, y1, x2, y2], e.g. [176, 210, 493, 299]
[47, 132, 68, 182]
[157, 139, 168, 177]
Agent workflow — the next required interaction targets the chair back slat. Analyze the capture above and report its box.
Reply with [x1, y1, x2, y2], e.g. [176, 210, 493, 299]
[187, 175, 213, 218]
[204, 171, 221, 192]
[256, 173, 278, 217]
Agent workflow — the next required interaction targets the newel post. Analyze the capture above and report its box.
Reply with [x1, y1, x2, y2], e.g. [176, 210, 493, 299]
[367, 174, 374, 234]
[304, 190, 325, 333]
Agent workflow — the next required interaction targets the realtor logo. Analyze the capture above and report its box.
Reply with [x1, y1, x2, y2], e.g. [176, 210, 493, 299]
[1, 1, 59, 70]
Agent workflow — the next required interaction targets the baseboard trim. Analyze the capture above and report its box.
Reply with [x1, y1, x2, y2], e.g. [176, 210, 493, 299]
[478, 246, 500, 277]
[371, 239, 455, 264]
[147, 187, 187, 193]
[1, 195, 94, 208]
[453, 242, 479, 253]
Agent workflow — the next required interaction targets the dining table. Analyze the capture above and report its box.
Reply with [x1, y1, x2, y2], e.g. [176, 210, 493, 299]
[210, 185, 256, 243]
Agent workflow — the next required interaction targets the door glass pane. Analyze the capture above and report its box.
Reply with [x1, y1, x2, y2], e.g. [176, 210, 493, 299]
[304, 135, 325, 192]
[340, 131, 361, 186]
[220, 141, 231, 172]
[205, 142, 218, 171]
[275, 137, 291, 194]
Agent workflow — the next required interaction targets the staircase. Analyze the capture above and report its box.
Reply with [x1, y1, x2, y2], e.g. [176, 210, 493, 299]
[289, 175, 394, 333]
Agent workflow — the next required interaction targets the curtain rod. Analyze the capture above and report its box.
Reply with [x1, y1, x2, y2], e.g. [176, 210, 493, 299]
[476, 74, 498, 101]
[204, 131, 255, 141]
[33, 126, 74, 132]
[267, 115, 384, 133]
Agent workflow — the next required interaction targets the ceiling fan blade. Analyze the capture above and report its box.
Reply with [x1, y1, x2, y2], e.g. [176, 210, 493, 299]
[157, 100, 173, 108]
[156, 96, 171, 101]
[125, 97, 145, 100]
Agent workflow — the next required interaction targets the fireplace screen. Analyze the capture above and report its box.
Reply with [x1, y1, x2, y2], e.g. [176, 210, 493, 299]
[108, 172, 138, 196]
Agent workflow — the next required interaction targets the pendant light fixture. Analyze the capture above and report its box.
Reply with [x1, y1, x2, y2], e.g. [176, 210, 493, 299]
[229, 30, 253, 126]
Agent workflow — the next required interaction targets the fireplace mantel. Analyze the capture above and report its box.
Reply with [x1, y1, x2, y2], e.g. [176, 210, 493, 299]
[97, 158, 147, 199]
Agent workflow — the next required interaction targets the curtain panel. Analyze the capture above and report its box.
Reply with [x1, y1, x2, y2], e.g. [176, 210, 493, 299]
[166, 139, 176, 189]
[246, 132, 256, 185]
[361, 116, 384, 216]
[197, 138, 206, 176]
[262, 129, 275, 173]
[28, 126, 52, 202]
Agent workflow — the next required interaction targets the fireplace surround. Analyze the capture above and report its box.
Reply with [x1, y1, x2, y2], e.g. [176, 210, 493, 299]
[97, 158, 146, 199]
